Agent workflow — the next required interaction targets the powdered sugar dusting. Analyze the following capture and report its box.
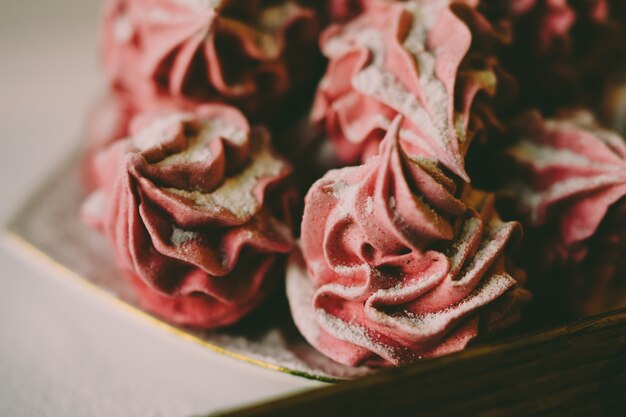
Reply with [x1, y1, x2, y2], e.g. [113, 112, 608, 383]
[366, 264, 446, 303]
[316, 309, 399, 361]
[324, 27, 385, 63]
[339, 2, 460, 171]
[173, 0, 223, 10]
[132, 113, 192, 151]
[164, 132, 286, 218]
[330, 179, 348, 196]
[507, 113, 626, 227]
[171, 225, 199, 246]
[525, 174, 626, 223]
[158, 143, 212, 166]
[403, 1, 455, 143]
[364, 196, 374, 215]
[147, 7, 178, 24]
[543, 112, 626, 158]
[156, 118, 246, 167]
[455, 222, 512, 285]
[367, 273, 515, 337]
[446, 215, 481, 275]
[318, 279, 370, 301]
[508, 139, 620, 170]
[113, 14, 134, 43]
[286, 257, 322, 344]
[325, 178, 360, 219]
[353, 67, 442, 156]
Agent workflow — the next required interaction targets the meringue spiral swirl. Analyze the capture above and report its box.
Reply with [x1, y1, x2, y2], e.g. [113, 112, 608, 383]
[501, 111, 626, 314]
[101, 0, 320, 116]
[82, 104, 296, 328]
[312, 0, 505, 180]
[288, 116, 530, 366]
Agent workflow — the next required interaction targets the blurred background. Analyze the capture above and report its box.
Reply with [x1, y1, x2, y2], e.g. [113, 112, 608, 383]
[0, 2, 321, 416]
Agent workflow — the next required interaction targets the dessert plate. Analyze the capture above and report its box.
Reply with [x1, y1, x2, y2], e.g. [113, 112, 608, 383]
[3, 154, 373, 382]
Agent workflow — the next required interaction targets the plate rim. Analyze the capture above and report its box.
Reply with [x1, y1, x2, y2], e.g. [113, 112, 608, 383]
[4, 182, 343, 384]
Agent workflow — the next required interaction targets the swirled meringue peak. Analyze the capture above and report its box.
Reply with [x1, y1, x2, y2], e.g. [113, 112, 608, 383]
[500, 111, 626, 315]
[81, 92, 186, 190]
[101, 0, 320, 117]
[81, 104, 297, 328]
[311, 0, 504, 181]
[287, 116, 531, 367]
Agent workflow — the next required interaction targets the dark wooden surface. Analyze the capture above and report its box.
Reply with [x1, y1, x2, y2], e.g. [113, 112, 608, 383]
[215, 308, 626, 417]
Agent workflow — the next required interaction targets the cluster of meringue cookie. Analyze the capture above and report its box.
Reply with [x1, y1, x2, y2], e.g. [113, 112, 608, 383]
[495, 111, 626, 316]
[81, 0, 324, 330]
[81, 0, 626, 368]
[102, 0, 320, 116]
[83, 0, 322, 189]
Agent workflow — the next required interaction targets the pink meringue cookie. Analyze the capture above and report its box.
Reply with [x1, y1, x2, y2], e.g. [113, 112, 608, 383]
[501, 111, 626, 315]
[311, 0, 503, 181]
[82, 104, 297, 328]
[287, 116, 530, 367]
[101, 0, 320, 117]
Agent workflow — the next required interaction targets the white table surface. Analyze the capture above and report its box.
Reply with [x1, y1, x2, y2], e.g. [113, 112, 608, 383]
[0, 2, 323, 416]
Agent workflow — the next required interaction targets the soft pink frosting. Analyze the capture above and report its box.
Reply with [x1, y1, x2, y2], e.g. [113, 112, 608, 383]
[502, 111, 626, 314]
[287, 116, 530, 367]
[311, 0, 502, 181]
[81, 92, 196, 190]
[101, 0, 319, 116]
[82, 104, 296, 328]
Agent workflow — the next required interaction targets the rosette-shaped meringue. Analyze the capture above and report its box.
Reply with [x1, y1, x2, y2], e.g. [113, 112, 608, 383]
[82, 104, 296, 328]
[101, 0, 320, 117]
[499, 111, 626, 315]
[311, 0, 505, 181]
[287, 116, 530, 367]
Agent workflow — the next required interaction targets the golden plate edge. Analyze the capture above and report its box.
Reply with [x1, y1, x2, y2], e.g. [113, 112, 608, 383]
[2, 227, 339, 383]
